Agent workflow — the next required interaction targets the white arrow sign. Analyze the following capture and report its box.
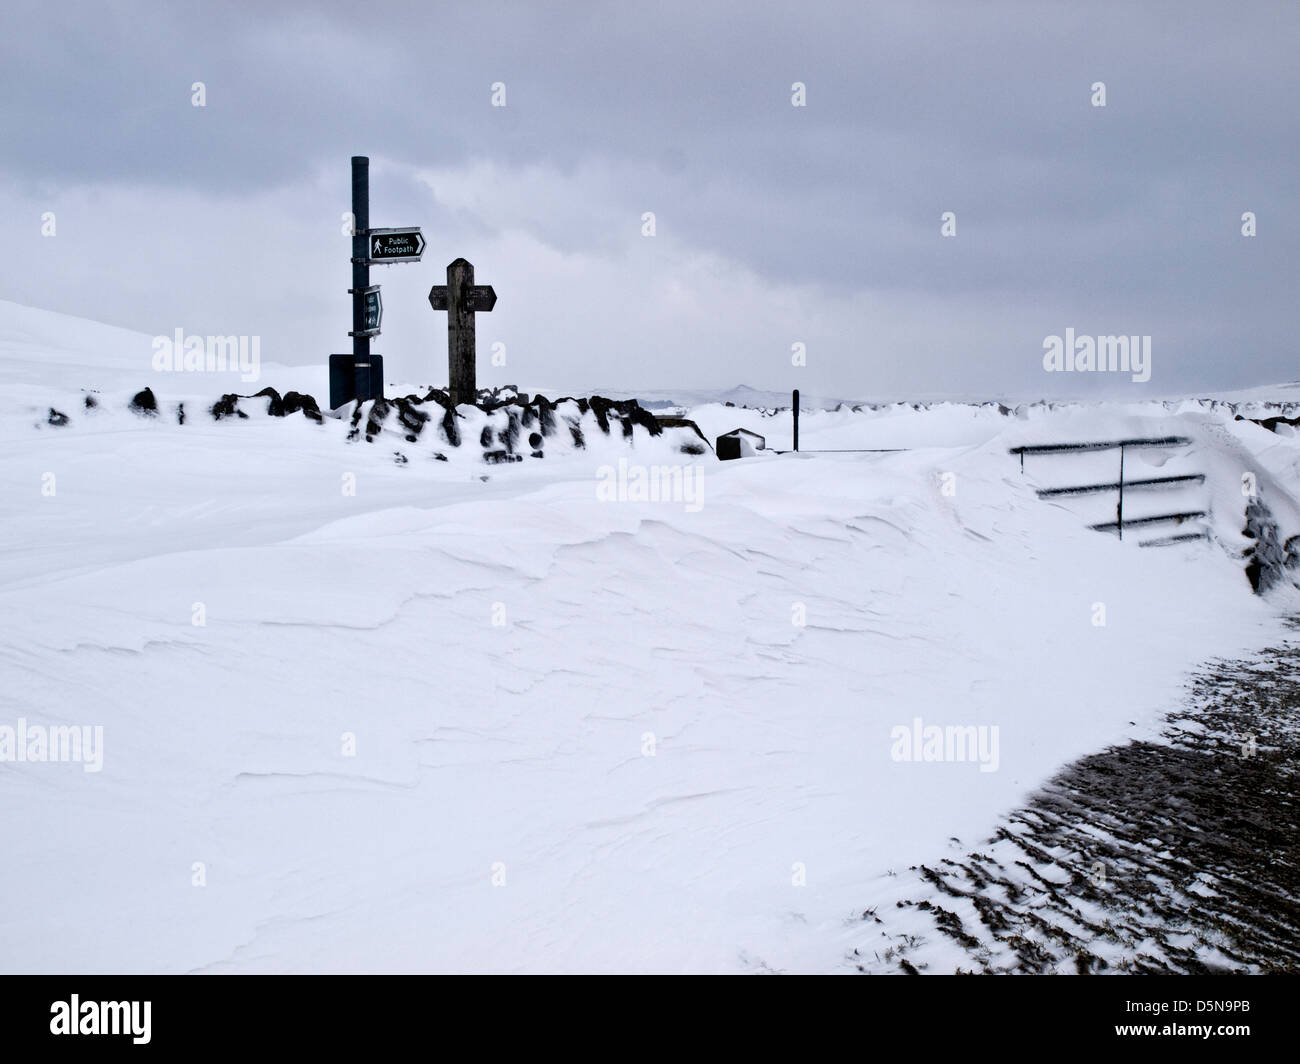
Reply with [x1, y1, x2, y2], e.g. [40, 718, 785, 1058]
[365, 228, 425, 263]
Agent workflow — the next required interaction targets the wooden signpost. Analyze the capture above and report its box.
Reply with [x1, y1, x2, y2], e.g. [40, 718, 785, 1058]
[429, 258, 497, 406]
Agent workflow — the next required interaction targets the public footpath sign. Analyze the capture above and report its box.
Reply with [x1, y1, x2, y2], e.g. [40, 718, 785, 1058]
[366, 227, 425, 264]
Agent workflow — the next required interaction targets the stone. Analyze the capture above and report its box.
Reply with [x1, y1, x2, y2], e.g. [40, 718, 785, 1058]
[130, 387, 158, 415]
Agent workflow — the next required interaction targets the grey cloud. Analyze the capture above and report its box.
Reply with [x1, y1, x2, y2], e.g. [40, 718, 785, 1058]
[0, 0, 1295, 396]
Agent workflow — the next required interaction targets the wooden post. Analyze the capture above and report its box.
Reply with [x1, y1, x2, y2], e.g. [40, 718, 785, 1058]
[792, 389, 800, 452]
[447, 258, 475, 406]
[429, 259, 497, 407]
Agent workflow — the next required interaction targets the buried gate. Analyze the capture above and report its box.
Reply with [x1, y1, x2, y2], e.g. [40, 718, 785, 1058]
[1010, 436, 1210, 546]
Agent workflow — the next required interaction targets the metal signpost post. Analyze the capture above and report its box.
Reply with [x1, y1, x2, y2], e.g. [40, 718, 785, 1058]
[330, 156, 425, 410]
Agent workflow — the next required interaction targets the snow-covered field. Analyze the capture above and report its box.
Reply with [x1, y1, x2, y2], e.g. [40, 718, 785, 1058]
[1, 300, 1297, 973]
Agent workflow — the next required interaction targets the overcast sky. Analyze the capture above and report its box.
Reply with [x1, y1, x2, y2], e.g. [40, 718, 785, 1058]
[1, 0, 1296, 399]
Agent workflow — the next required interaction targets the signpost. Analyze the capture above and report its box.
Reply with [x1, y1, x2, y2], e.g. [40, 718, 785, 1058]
[362, 286, 382, 333]
[366, 228, 426, 264]
[428, 285, 497, 313]
[330, 157, 425, 409]
[348, 285, 382, 338]
[428, 258, 497, 406]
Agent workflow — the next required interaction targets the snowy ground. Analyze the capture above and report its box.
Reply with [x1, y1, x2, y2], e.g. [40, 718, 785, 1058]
[851, 631, 1300, 974]
[1, 301, 1297, 973]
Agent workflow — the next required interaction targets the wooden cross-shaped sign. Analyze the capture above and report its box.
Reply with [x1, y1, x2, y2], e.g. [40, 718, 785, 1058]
[429, 258, 496, 406]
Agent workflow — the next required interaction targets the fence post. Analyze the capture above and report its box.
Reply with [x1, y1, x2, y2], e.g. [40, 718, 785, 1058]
[792, 389, 799, 452]
[1117, 444, 1125, 541]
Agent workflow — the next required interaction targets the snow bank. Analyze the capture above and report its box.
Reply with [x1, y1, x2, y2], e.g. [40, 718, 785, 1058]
[2, 301, 1300, 973]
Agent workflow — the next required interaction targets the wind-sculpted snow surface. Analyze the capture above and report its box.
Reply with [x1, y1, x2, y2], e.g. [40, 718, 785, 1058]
[2, 302, 1300, 972]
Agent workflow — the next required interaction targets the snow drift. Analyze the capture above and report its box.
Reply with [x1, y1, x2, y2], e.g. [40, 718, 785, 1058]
[2, 300, 1299, 973]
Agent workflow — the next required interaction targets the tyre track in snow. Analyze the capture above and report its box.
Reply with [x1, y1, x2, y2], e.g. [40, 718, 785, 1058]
[852, 620, 1300, 974]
